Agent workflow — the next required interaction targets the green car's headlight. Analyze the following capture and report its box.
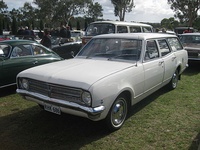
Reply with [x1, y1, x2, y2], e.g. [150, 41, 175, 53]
[82, 91, 92, 106]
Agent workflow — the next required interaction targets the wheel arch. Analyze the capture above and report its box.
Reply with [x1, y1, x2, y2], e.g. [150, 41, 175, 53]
[117, 90, 132, 111]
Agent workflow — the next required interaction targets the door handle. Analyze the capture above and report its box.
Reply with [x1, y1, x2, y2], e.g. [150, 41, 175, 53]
[159, 61, 164, 65]
[33, 60, 38, 64]
[172, 56, 176, 61]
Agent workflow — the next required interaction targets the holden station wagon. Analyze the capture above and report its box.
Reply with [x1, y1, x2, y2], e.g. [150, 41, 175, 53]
[16, 33, 188, 131]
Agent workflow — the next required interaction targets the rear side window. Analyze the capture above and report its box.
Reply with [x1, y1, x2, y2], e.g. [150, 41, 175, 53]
[130, 26, 141, 33]
[32, 45, 51, 55]
[117, 26, 128, 33]
[158, 39, 171, 56]
[167, 37, 183, 51]
[142, 27, 153, 32]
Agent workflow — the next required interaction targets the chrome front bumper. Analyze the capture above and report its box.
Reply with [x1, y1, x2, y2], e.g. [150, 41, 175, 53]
[16, 89, 105, 120]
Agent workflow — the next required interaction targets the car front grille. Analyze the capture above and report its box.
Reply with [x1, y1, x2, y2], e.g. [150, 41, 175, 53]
[28, 79, 83, 104]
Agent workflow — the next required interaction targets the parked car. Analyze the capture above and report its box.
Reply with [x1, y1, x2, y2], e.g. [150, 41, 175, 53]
[51, 41, 82, 59]
[82, 21, 154, 45]
[179, 33, 200, 61]
[71, 30, 85, 42]
[0, 35, 11, 41]
[174, 27, 195, 34]
[16, 33, 188, 131]
[0, 40, 62, 88]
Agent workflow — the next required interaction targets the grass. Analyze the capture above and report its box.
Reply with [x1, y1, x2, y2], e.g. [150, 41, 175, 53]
[0, 61, 200, 150]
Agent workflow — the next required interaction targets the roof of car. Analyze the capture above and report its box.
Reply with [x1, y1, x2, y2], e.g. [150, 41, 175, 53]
[0, 40, 37, 46]
[90, 21, 153, 27]
[92, 33, 177, 40]
[181, 33, 200, 36]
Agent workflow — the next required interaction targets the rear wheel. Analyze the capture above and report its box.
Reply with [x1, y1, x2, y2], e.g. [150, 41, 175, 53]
[105, 94, 128, 131]
[168, 70, 179, 90]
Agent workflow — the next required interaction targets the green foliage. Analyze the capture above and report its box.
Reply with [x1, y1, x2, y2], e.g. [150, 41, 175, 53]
[34, 0, 92, 27]
[168, 0, 200, 26]
[39, 20, 44, 30]
[161, 17, 179, 30]
[111, 0, 135, 21]
[0, 17, 2, 35]
[11, 16, 17, 35]
[86, 2, 103, 21]
[0, 0, 7, 12]
[76, 21, 80, 30]
[193, 16, 200, 30]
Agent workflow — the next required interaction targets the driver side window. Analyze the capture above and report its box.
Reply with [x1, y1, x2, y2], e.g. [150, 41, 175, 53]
[145, 40, 159, 60]
[144, 40, 159, 60]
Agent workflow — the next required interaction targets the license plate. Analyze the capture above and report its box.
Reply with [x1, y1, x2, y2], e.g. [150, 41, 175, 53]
[44, 103, 61, 115]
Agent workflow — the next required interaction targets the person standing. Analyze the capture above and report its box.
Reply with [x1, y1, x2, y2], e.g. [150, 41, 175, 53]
[40, 29, 52, 49]
[66, 26, 71, 39]
[59, 25, 67, 38]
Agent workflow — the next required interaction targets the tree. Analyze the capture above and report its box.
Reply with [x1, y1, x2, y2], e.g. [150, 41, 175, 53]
[11, 16, 17, 35]
[111, 0, 135, 21]
[0, 18, 3, 35]
[0, 0, 7, 12]
[34, 0, 92, 27]
[193, 16, 200, 30]
[86, 2, 103, 21]
[76, 21, 80, 30]
[161, 17, 179, 30]
[168, 0, 200, 26]
[19, 2, 37, 29]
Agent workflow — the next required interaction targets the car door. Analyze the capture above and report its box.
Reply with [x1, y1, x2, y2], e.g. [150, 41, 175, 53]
[157, 39, 177, 83]
[1, 44, 37, 86]
[143, 40, 164, 92]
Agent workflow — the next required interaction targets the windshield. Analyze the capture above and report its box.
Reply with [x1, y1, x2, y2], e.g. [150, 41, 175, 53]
[180, 35, 200, 44]
[77, 38, 142, 61]
[86, 23, 115, 36]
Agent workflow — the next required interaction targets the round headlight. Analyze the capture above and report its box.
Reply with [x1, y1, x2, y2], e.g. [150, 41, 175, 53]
[22, 79, 29, 90]
[82, 91, 91, 106]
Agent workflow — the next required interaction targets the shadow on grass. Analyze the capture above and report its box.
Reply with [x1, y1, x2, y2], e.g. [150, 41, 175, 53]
[0, 105, 109, 150]
[184, 61, 200, 76]
[128, 86, 170, 118]
[0, 87, 171, 150]
[0, 85, 17, 98]
[189, 132, 200, 150]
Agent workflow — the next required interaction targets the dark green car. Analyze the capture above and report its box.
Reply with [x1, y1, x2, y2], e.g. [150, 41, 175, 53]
[0, 40, 62, 88]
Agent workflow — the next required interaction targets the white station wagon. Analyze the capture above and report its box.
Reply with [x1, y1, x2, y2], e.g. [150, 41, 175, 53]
[16, 33, 188, 131]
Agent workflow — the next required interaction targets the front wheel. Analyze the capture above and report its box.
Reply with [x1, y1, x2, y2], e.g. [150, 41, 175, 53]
[167, 70, 179, 90]
[105, 95, 128, 131]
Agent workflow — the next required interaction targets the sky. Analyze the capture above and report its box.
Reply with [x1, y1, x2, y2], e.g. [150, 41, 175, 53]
[4, 0, 175, 23]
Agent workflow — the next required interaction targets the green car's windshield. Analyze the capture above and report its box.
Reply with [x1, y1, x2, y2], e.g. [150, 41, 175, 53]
[77, 38, 142, 61]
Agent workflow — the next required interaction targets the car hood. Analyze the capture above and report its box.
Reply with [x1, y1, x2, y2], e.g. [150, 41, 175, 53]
[183, 43, 200, 50]
[18, 58, 136, 90]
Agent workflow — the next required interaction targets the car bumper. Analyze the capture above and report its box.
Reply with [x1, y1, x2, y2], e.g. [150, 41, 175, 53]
[16, 89, 105, 121]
